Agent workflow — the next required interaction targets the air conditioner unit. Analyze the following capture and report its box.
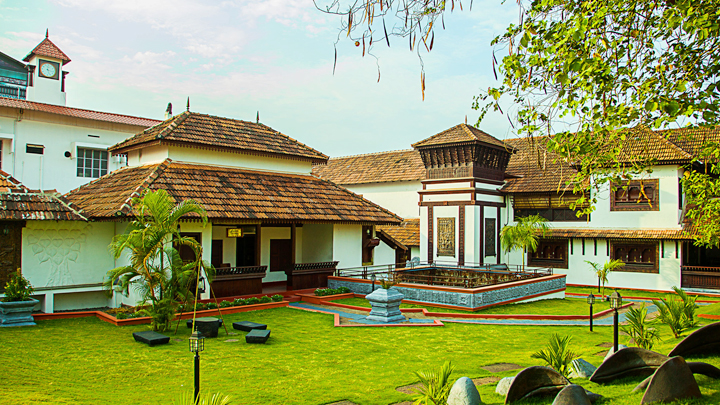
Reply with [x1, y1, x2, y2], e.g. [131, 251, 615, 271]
[111, 155, 125, 164]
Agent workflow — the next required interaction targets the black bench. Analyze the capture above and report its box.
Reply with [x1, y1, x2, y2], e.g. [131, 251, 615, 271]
[186, 317, 221, 338]
[245, 329, 271, 344]
[132, 331, 170, 347]
[187, 318, 223, 329]
[232, 321, 267, 332]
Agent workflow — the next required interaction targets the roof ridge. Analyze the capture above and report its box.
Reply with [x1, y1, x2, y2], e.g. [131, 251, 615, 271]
[0, 169, 27, 191]
[51, 194, 88, 221]
[156, 111, 191, 140]
[117, 159, 173, 215]
[329, 149, 417, 160]
[650, 129, 694, 160]
[0, 97, 160, 123]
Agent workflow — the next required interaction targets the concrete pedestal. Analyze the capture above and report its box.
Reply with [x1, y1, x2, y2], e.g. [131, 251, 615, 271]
[365, 287, 406, 323]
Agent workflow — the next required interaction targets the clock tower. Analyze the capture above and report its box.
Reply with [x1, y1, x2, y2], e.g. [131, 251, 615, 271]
[23, 30, 71, 106]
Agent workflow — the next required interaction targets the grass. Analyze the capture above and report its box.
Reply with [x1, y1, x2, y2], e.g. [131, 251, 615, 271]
[1, 306, 719, 405]
[566, 285, 720, 301]
[331, 297, 614, 316]
[698, 303, 720, 316]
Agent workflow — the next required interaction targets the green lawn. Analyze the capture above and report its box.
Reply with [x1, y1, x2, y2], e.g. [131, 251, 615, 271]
[566, 286, 720, 302]
[1, 306, 719, 404]
[331, 297, 614, 316]
[699, 303, 720, 316]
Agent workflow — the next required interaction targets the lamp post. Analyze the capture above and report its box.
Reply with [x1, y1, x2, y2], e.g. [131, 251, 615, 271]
[587, 293, 595, 332]
[609, 290, 622, 353]
[370, 273, 376, 292]
[189, 330, 205, 403]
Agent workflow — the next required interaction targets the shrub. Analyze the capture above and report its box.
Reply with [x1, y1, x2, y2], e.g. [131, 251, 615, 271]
[621, 303, 661, 350]
[173, 391, 231, 405]
[115, 312, 129, 320]
[259, 296, 272, 304]
[314, 287, 352, 296]
[206, 302, 218, 310]
[653, 286, 700, 338]
[195, 303, 208, 311]
[2, 269, 35, 302]
[219, 300, 233, 308]
[246, 297, 260, 305]
[232, 298, 246, 306]
[411, 361, 454, 405]
[531, 334, 576, 377]
[271, 294, 284, 302]
[337, 286, 351, 294]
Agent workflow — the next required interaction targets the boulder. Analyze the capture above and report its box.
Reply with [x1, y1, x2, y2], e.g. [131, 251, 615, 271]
[602, 344, 628, 362]
[569, 359, 597, 379]
[590, 347, 669, 384]
[668, 322, 720, 358]
[495, 377, 515, 396]
[641, 357, 702, 404]
[447, 377, 483, 405]
[551, 384, 591, 405]
[505, 366, 569, 404]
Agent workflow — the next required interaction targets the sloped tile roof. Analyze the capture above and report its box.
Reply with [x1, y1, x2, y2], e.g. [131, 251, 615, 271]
[377, 218, 420, 247]
[547, 228, 695, 240]
[0, 170, 86, 221]
[412, 124, 507, 149]
[0, 98, 160, 127]
[658, 126, 720, 159]
[110, 112, 328, 162]
[312, 149, 426, 185]
[615, 126, 693, 164]
[64, 160, 402, 224]
[502, 137, 579, 193]
[23, 37, 71, 64]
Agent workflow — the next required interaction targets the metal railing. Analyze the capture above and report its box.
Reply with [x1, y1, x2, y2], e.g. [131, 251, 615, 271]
[0, 85, 26, 100]
[682, 265, 720, 274]
[294, 261, 339, 272]
[215, 265, 267, 276]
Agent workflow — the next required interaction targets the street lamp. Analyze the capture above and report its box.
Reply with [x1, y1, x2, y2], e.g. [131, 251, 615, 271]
[609, 290, 622, 353]
[189, 330, 205, 403]
[370, 273, 376, 292]
[586, 293, 595, 332]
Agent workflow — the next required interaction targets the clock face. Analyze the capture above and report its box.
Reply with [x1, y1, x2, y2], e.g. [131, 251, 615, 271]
[39, 61, 58, 79]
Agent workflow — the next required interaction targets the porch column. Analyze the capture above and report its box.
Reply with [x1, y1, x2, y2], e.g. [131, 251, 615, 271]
[291, 223, 297, 266]
[255, 224, 262, 266]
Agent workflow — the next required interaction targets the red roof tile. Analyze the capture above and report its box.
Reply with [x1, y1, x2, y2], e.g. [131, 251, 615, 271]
[64, 159, 402, 224]
[23, 37, 71, 64]
[0, 98, 160, 127]
[412, 124, 507, 149]
[110, 112, 328, 162]
[377, 218, 420, 247]
[547, 228, 695, 240]
[503, 137, 580, 193]
[0, 170, 86, 221]
[312, 150, 426, 185]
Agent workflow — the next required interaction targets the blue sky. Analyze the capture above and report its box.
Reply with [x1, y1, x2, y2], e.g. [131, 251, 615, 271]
[0, 0, 518, 157]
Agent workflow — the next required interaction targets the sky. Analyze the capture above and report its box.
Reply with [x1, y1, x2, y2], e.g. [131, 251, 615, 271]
[0, 0, 519, 157]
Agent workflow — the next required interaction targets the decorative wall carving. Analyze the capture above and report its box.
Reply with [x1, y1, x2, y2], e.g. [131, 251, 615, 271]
[437, 217, 455, 257]
[485, 218, 496, 257]
[26, 222, 88, 287]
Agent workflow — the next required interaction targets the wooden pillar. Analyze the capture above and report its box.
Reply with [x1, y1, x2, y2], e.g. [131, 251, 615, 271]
[458, 206, 465, 266]
[291, 223, 297, 265]
[427, 206, 434, 263]
[255, 224, 262, 266]
[479, 206, 484, 265]
[496, 207, 501, 264]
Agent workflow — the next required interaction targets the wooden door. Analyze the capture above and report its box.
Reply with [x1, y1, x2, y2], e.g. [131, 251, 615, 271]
[270, 239, 293, 285]
[211, 240, 223, 268]
[178, 233, 202, 263]
[0, 222, 22, 292]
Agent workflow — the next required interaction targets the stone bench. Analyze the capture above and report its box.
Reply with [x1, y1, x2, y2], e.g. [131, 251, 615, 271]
[232, 321, 267, 332]
[186, 317, 221, 338]
[245, 329, 271, 344]
[132, 331, 170, 347]
[187, 318, 223, 329]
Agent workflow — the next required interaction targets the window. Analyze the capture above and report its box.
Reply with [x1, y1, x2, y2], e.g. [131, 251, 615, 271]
[26, 144, 44, 154]
[513, 193, 589, 221]
[77, 148, 108, 178]
[528, 239, 569, 269]
[610, 241, 658, 273]
[611, 179, 659, 211]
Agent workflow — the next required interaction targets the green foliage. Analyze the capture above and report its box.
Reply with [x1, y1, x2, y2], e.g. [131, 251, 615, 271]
[206, 302, 218, 310]
[500, 215, 550, 270]
[585, 259, 625, 298]
[172, 391, 231, 405]
[245, 297, 260, 305]
[531, 334, 576, 377]
[411, 361, 455, 405]
[232, 298, 247, 306]
[106, 189, 213, 332]
[652, 286, 700, 338]
[2, 269, 35, 302]
[195, 303, 208, 311]
[271, 294, 284, 302]
[621, 304, 660, 350]
[379, 279, 395, 289]
[314, 287, 352, 296]
[259, 296, 272, 304]
[219, 300, 232, 308]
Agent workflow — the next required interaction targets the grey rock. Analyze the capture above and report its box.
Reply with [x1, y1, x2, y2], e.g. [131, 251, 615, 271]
[669, 322, 720, 358]
[551, 385, 591, 405]
[590, 347, 668, 384]
[505, 366, 569, 404]
[602, 344, 628, 362]
[447, 377, 483, 405]
[495, 377, 515, 396]
[569, 359, 597, 379]
[641, 357, 702, 404]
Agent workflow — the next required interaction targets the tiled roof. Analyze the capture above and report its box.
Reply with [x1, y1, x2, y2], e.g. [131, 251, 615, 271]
[377, 218, 420, 247]
[0, 170, 86, 221]
[615, 126, 693, 164]
[23, 37, 71, 64]
[312, 149, 426, 185]
[110, 112, 328, 162]
[502, 137, 579, 193]
[659, 126, 720, 159]
[412, 124, 507, 149]
[546, 228, 695, 240]
[64, 159, 402, 224]
[0, 98, 160, 127]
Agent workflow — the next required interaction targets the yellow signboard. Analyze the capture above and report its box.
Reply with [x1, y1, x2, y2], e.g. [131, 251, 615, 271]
[227, 228, 243, 238]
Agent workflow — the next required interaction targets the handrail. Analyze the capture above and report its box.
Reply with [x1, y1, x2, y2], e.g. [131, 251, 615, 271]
[215, 265, 267, 276]
[293, 261, 339, 271]
[682, 266, 720, 273]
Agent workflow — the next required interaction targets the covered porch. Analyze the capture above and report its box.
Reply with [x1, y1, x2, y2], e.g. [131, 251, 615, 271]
[681, 242, 720, 290]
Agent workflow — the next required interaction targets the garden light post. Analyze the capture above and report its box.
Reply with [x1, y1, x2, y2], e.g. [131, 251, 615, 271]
[371, 273, 376, 292]
[189, 330, 205, 403]
[587, 293, 595, 332]
[609, 290, 622, 353]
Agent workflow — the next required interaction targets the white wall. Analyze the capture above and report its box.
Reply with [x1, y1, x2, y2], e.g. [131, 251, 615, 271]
[25, 55, 66, 106]
[168, 145, 313, 174]
[302, 224, 334, 263]
[374, 241, 396, 265]
[332, 224, 362, 269]
[341, 180, 421, 219]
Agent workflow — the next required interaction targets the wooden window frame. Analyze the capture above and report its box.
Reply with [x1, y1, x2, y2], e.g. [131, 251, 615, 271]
[609, 240, 659, 273]
[610, 179, 659, 211]
[527, 238, 569, 269]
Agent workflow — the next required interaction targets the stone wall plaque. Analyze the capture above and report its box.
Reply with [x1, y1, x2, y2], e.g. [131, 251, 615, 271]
[437, 217, 455, 257]
[485, 218, 496, 256]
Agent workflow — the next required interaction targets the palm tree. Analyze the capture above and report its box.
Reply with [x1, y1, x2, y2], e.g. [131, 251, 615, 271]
[500, 214, 551, 271]
[106, 189, 213, 331]
[585, 259, 624, 299]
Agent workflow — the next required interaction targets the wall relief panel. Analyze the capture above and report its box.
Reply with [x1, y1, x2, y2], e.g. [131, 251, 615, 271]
[436, 217, 455, 257]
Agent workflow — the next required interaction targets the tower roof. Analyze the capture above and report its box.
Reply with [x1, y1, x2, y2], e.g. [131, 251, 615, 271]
[23, 32, 71, 65]
[412, 123, 508, 150]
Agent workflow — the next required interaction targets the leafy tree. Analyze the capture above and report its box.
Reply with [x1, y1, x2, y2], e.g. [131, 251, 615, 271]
[531, 333, 576, 377]
[585, 259, 624, 299]
[318, 0, 720, 247]
[412, 361, 455, 405]
[621, 304, 660, 350]
[653, 286, 700, 339]
[500, 214, 550, 270]
[107, 189, 214, 332]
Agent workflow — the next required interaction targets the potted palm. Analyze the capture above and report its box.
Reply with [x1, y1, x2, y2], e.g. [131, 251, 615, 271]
[0, 269, 39, 327]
